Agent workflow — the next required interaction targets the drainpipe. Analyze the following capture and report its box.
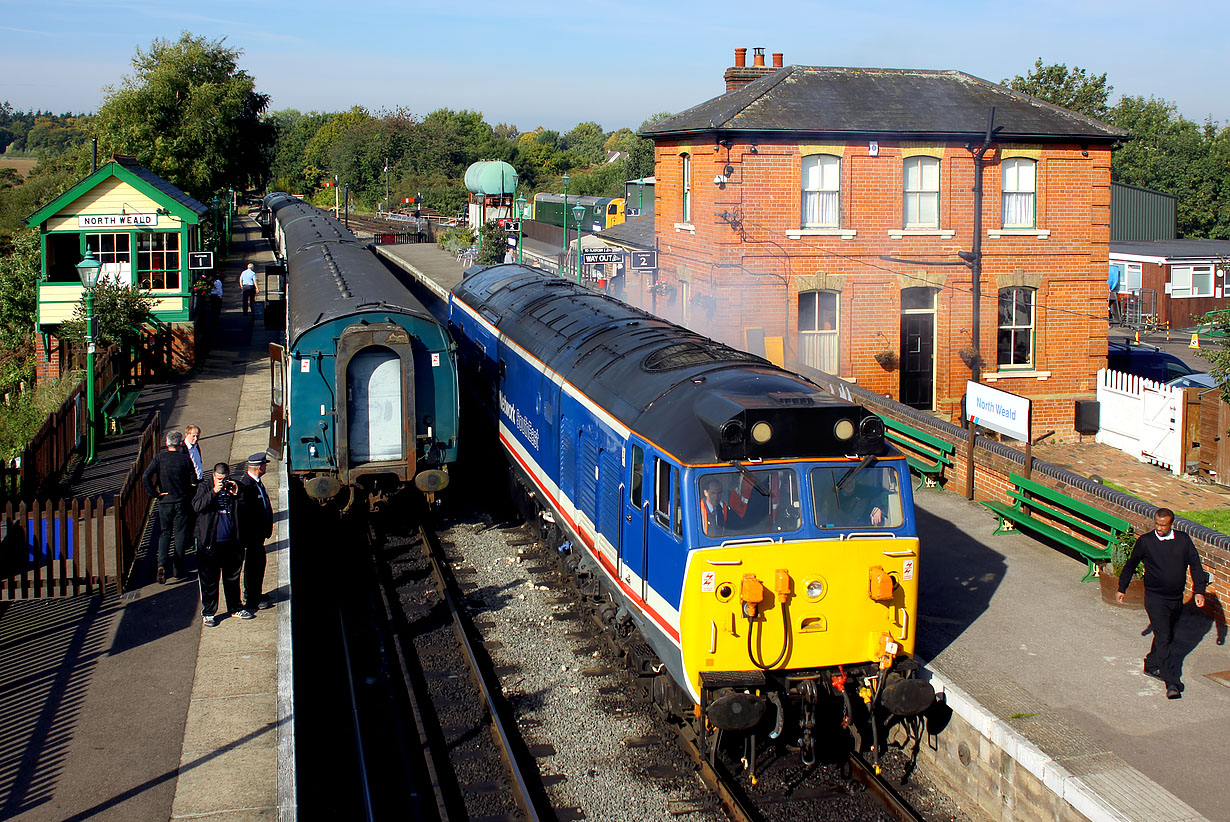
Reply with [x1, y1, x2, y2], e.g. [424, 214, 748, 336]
[962, 106, 996, 500]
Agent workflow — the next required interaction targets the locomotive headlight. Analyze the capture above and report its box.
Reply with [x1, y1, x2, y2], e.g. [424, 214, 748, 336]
[806, 579, 825, 599]
[750, 421, 773, 444]
[833, 418, 855, 441]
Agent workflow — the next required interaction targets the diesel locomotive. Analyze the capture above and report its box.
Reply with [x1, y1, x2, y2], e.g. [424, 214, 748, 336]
[264, 193, 458, 510]
[448, 264, 935, 775]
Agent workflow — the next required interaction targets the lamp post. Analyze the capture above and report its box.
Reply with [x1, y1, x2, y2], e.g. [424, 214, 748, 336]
[572, 203, 585, 285]
[515, 193, 527, 265]
[561, 172, 570, 277]
[76, 250, 102, 464]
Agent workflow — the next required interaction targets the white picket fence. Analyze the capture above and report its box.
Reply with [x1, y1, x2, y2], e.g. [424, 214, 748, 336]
[1095, 368, 1185, 475]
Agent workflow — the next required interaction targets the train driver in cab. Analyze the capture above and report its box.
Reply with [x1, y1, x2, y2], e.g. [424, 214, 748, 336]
[700, 476, 729, 536]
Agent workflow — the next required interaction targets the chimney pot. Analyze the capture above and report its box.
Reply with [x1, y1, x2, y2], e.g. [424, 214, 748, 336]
[753, 47, 765, 67]
[734, 48, 747, 67]
[772, 53, 783, 68]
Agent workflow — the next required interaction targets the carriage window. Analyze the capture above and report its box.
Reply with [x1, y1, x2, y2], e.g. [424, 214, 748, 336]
[811, 466, 903, 529]
[697, 469, 801, 537]
[654, 458, 672, 526]
[630, 445, 644, 507]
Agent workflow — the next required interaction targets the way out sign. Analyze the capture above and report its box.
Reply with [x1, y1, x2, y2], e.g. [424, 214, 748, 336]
[966, 381, 1030, 442]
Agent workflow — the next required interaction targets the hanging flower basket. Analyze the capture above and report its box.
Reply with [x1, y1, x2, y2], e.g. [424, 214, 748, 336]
[958, 346, 983, 370]
[874, 349, 899, 370]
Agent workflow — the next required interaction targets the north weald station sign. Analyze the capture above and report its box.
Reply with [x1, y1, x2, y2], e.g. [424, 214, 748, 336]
[78, 213, 160, 227]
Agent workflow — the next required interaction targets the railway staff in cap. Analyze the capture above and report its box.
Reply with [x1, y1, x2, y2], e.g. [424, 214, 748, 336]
[193, 462, 245, 625]
[239, 263, 258, 315]
[1118, 508, 1206, 699]
[237, 452, 274, 613]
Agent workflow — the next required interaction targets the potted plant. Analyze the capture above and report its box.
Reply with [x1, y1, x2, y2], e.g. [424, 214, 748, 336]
[958, 346, 983, 371]
[1099, 529, 1146, 608]
[874, 349, 899, 370]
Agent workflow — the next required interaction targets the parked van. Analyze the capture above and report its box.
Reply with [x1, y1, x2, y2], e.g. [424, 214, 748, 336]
[1107, 339, 1198, 383]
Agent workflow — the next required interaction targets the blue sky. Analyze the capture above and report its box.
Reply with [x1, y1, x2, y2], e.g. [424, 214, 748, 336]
[3, 0, 1228, 133]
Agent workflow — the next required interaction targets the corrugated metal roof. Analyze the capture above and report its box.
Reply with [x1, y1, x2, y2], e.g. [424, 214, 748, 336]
[642, 66, 1126, 141]
[1110, 239, 1230, 260]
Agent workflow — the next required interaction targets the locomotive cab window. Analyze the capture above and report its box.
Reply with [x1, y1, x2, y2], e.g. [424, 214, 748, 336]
[698, 468, 801, 537]
[630, 445, 644, 507]
[811, 465, 904, 529]
[654, 458, 671, 526]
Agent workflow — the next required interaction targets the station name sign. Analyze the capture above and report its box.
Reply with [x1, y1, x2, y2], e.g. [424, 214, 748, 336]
[78, 213, 159, 227]
[966, 381, 1031, 443]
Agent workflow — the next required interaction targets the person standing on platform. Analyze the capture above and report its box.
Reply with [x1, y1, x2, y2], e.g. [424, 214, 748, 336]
[184, 425, 204, 483]
[193, 463, 245, 625]
[1118, 508, 1207, 699]
[239, 262, 258, 315]
[237, 452, 274, 613]
[209, 275, 223, 320]
[141, 430, 196, 583]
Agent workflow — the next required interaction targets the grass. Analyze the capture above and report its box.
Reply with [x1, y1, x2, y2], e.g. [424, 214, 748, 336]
[0, 157, 38, 177]
[1102, 480, 1143, 500]
[1179, 509, 1230, 533]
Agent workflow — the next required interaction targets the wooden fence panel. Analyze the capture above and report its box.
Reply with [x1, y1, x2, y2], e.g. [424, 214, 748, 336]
[0, 495, 116, 599]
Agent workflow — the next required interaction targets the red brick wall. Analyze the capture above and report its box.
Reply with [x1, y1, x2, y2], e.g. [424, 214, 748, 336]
[641, 137, 1112, 439]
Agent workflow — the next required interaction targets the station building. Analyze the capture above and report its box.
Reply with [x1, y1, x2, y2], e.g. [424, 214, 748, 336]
[634, 49, 1126, 438]
[25, 156, 210, 381]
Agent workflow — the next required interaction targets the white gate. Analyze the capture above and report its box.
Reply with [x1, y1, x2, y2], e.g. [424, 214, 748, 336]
[1095, 369, 1185, 475]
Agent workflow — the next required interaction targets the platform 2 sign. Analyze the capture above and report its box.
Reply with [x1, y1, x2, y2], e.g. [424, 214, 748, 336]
[630, 250, 658, 269]
[966, 381, 1030, 442]
[188, 252, 214, 270]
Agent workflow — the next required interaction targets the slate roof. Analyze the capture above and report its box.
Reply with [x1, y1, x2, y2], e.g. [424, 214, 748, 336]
[642, 66, 1127, 142]
[119, 160, 210, 216]
[598, 213, 655, 249]
[1110, 239, 1230, 260]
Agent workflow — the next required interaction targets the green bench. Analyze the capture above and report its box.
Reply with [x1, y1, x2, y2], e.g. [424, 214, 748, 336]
[879, 415, 957, 488]
[100, 383, 142, 435]
[982, 472, 1131, 582]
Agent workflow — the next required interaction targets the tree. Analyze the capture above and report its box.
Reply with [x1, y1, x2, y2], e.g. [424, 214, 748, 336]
[1004, 59, 1113, 121]
[0, 227, 39, 351]
[563, 121, 607, 165]
[58, 281, 154, 350]
[95, 32, 272, 198]
[476, 221, 506, 265]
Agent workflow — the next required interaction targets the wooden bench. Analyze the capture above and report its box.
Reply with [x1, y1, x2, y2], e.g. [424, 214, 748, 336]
[879, 415, 957, 488]
[100, 384, 142, 435]
[982, 472, 1131, 582]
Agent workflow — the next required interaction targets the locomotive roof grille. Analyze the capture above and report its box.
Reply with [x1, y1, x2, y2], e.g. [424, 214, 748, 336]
[644, 341, 761, 372]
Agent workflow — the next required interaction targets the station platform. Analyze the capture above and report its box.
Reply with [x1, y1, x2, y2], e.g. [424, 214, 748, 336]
[0, 216, 294, 821]
[380, 241, 1228, 822]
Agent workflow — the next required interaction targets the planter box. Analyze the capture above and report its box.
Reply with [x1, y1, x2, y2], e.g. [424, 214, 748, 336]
[1099, 565, 1146, 609]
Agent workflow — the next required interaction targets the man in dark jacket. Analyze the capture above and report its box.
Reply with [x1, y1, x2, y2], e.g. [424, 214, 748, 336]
[141, 430, 197, 583]
[192, 463, 245, 626]
[1118, 508, 1207, 699]
[237, 452, 274, 613]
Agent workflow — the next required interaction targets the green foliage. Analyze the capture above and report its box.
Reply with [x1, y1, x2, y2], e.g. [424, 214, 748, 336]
[1004, 59, 1113, 121]
[476, 221, 506, 265]
[1201, 303, 1230, 403]
[436, 226, 475, 255]
[0, 372, 80, 460]
[57, 281, 154, 349]
[0, 227, 38, 349]
[95, 32, 272, 198]
[1110, 529, 1143, 579]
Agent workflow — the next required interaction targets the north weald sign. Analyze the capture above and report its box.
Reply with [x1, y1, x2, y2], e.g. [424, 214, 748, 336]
[581, 249, 623, 265]
[966, 381, 1031, 442]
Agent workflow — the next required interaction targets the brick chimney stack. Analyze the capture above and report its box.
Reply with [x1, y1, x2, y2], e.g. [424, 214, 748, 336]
[724, 47, 783, 92]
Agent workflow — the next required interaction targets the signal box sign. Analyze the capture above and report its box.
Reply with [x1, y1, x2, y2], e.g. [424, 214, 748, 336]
[188, 252, 214, 270]
[631, 250, 658, 269]
[582, 250, 623, 265]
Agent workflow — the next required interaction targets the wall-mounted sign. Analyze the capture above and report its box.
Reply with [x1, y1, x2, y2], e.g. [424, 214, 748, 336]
[582, 250, 623, 265]
[78, 213, 158, 227]
[966, 381, 1031, 442]
[188, 252, 214, 269]
[631, 250, 658, 269]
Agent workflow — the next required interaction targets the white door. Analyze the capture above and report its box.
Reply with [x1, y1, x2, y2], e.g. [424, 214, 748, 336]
[347, 348, 402, 463]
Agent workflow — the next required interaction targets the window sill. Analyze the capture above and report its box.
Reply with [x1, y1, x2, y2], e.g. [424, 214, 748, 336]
[674, 222, 696, 234]
[984, 369, 1050, 381]
[1169, 293, 1215, 299]
[888, 229, 955, 239]
[786, 228, 857, 240]
[988, 228, 1051, 239]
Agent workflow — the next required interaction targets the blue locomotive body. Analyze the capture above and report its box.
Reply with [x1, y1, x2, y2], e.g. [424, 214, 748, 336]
[448, 264, 934, 766]
[266, 193, 458, 508]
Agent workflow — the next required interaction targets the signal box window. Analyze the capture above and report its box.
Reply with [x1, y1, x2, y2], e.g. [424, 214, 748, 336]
[811, 466, 903, 529]
[698, 469, 800, 537]
[137, 231, 180, 290]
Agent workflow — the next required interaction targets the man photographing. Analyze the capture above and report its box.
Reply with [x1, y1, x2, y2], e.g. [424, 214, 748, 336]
[192, 463, 246, 626]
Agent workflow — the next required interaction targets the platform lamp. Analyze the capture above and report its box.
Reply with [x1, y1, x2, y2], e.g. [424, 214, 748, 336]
[572, 203, 585, 285]
[515, 193, 527, 265]
[75, 249, 102, 464]
[560, 172, 570, 276]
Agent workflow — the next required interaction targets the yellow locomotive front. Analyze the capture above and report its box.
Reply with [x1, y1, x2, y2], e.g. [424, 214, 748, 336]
[678, 457, 935, 768]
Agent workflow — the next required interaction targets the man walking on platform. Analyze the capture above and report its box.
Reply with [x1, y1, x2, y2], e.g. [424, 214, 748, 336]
[237, 452, 274, 613]
[142, 431, 197, 583]
[1118, 508, 1207, 699]
[193, 462, 245, 626]
[239, 262, 258, 315]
